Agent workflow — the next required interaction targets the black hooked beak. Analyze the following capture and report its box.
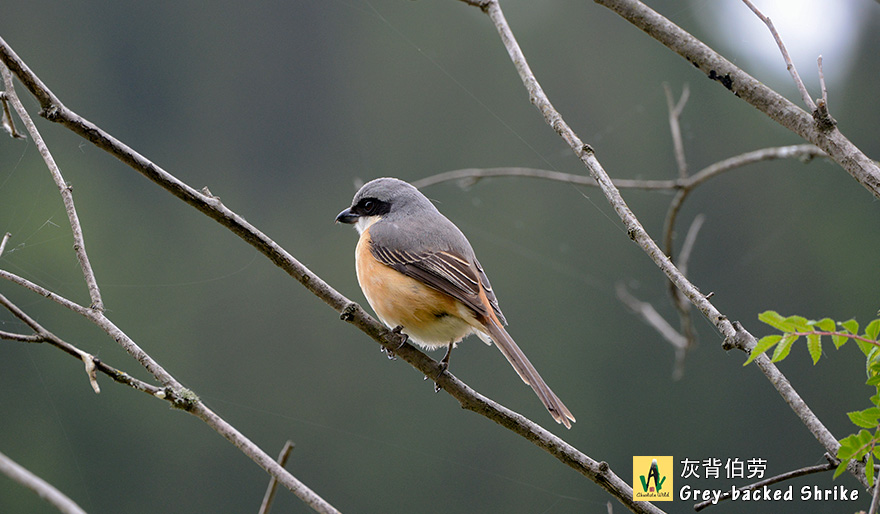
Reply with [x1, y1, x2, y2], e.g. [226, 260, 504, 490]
[335, 207, 359, 224]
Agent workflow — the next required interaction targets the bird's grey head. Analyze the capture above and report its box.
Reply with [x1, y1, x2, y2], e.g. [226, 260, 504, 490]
[335, 177, 434, 233]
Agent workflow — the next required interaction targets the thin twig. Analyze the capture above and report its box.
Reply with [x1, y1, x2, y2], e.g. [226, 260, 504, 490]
[662, 144, 824, 260]
[694, 455, 837, 511]
[870, 476, 880, 514]
[594, 0, 880, 199]
[0, 291, 99, 392]
[0, 330, 43, 342]
[414, 145, 825, 193]
[813, 55, 836, 130]
[740, 0, 815, 111]
[0, 232, 10, 256]
[0, 450, 87, 514]
[0, 270, 341, 514]
[0, 66, 104, 311]
[0, 269, 96, 318]
[677, 214, 704, 279]
[660, 83, 698, 377]
[413, 166, 677, 190]
[0, 92, 25, 139]
[663, 83, 689, 178]
[0, 291, 165, 397]
[668, 214, 705, 379]
[616, 283, 687, 351]
[817, 56, 828, 107]
[259, 441, 296, 514]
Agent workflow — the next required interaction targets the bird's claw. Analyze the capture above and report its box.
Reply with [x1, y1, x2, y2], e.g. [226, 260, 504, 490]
[381, 326, 409, 360]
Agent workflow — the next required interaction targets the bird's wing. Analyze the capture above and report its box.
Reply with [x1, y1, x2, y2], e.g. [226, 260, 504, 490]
[370, 244, 505, 321]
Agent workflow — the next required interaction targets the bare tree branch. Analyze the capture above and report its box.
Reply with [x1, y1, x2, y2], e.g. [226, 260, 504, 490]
[615, 283, 687, 351]
[1, 66, 103, 311]
[663, 83, 689, 178]
[0, 291, 165, 397]
[0, 92, 24, 139]
[677, 214, 704, 280]
[870, 476, 880, 514]
[0, 450, 87, 514]
[259, 441, 295, 514]
[414, 145, 825, 194]
[693, 453, 837, 511]
[0, 231, 10, 256]
[740, 0, 816, 111]
[413, 166, 677, 190]
[0, 269, 341, 514]
[594, 0, 880, 199]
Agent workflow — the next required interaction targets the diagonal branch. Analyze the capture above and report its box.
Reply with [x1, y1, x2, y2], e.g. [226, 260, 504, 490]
[1, 67, 103, 311]
[0, 450, 87, 514]
[0, 231, 11, 256]
[259, 440, 296, 514]
[594, 0, 880, 199]
[0, 269, 340, 514]
[740, 0, 815, 112]
[0, 291, 166, 398]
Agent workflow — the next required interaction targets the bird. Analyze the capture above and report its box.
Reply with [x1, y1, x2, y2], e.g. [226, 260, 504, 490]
[336, 177, 575, 428]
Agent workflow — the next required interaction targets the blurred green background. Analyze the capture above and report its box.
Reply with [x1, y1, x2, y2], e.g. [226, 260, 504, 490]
[1, 1, 878, 512]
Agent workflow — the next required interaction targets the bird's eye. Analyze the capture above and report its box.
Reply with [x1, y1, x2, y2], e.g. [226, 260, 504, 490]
[362, 200, 376, 214]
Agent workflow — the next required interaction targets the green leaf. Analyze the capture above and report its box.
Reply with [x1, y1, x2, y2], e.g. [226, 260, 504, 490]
[771, 334, 797, 362]
[841, 319, 860, 336]
[863, 407, 880, 422]
[859, 340, 877, 358]
[848, 410, 880, 429]
[831, 333, 848, 349]
[743, 335, 782, 366]
[758, 311, 787, 331]
[868, 455, 875, 487]
[867, 375, 880, 387]
[807, 333, 822, 364]
[867, 319, 880, 341]
[814, 317, 835, 332]
[869, 356, 880, 381]
[782, 315, 811, 332]
[837, 436, 858, 460]
[833, 459, 850, 479]
[857, 429, 873, 448]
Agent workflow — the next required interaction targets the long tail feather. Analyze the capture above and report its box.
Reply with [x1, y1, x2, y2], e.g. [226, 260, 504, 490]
[483, 318, 575, 429]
